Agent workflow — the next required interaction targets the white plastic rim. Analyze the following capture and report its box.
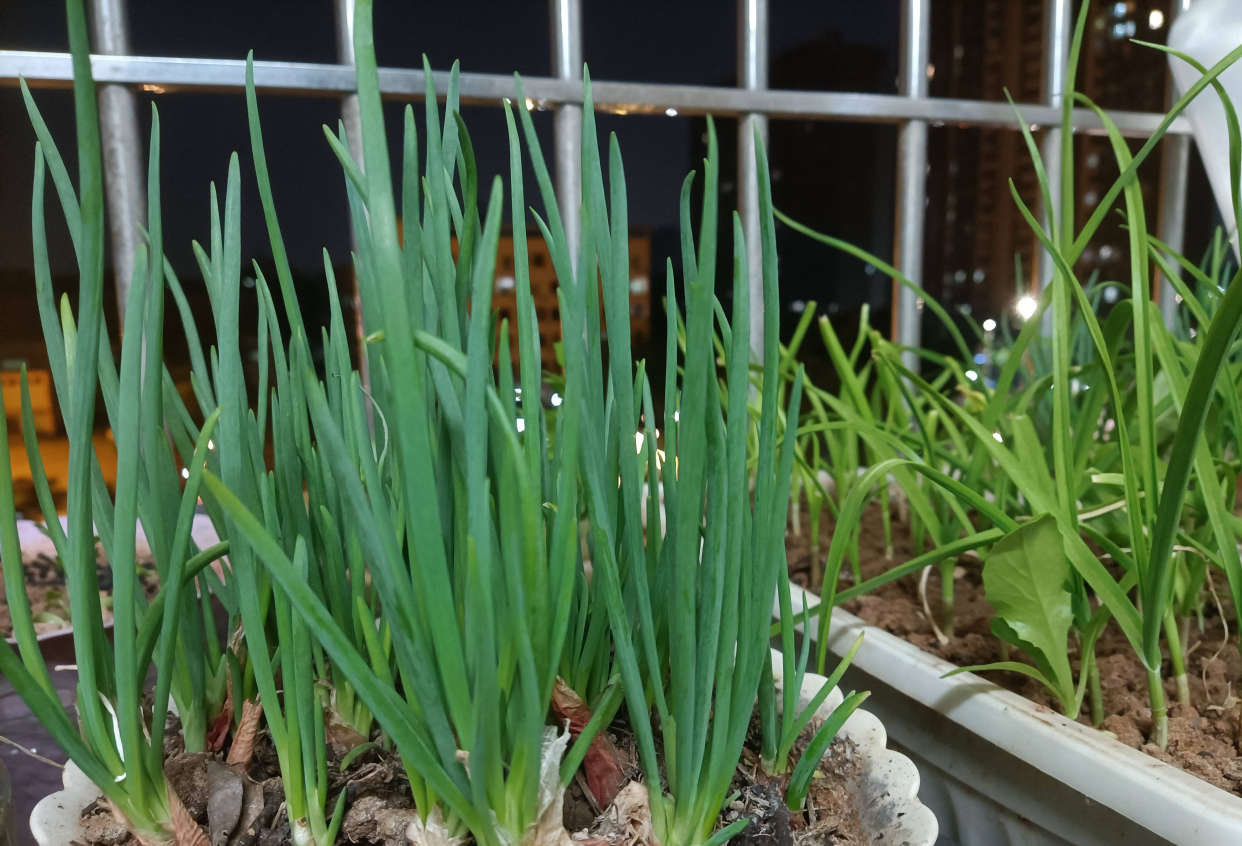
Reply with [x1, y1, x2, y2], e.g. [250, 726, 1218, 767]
[1168, 0, 1242, 259]
[30, 759, 102, 846]
[770, 647, 938, 845]
[783, 582, 1242, 845]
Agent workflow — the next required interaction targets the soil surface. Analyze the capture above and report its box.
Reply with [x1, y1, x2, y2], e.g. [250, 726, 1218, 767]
[0, 546, 158, 638]
[74, 704, 866, 846]
[787, 499, 1242, 796]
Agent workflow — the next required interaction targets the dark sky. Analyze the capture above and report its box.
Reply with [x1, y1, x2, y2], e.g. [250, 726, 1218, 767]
[0, 0, 898, 280]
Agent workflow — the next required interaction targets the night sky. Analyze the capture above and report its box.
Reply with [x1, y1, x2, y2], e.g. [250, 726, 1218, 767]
[0, 0, 898, 280]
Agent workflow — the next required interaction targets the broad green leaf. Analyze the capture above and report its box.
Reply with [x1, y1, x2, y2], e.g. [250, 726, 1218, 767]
[982, 514, 1076, 711]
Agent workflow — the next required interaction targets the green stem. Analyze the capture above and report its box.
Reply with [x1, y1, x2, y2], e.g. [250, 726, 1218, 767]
[939, 559, 955, 640]
[1088, 656, 1104, 728]
[809, 540, 822, 593]
[1147, 669, 1168, 749]
[1163, 610, 1190, 705]
[880, 482, 893, 560]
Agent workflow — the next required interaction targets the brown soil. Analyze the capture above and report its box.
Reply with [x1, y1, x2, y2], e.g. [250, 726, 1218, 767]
[730, 737, 866, 846]
[565, 712, 864, 846]
[787, 499, 1242, 796]
[0, 546, 158, 638]
[76, 705, 867, 846]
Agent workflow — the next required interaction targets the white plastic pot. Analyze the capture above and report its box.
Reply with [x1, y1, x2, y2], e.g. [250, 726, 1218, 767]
[784, 582, 1242, 846]
[30, 759, 101, 846]
[31, 657, 936, 846]
[1169, 0, 1242, 259]
[770, 647, 938, 845]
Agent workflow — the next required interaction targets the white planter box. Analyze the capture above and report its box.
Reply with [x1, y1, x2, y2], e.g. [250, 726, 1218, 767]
[784, 582, 1242, 846]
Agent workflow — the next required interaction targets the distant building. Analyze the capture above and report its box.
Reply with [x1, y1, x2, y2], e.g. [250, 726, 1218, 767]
[926, 0, 1175, 325]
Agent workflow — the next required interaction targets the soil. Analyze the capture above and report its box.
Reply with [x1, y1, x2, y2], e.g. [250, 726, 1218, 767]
[74, 705, 868, 846]
[565, 711, 864, 846]
[787, 499, 1242, 796]
[0, 546, 158, 638]
[730, 735, 866, 846]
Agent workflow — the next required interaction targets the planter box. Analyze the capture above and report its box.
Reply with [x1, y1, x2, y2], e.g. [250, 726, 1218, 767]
[784, 582, 1242, 846]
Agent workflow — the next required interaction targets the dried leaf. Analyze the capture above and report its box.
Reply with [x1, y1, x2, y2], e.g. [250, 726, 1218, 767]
[167, 778, 212, 846]
[528, 726, 574, 846]
[224, 768, 267, 846]
[551, 679, 625, 807]
[406, 805, 466, 846]
[207, 676, 235, 753]
[324, 709, 368, 750]
[226, 700, 263, 767]
[599, 782, 653, 846]
[205, 761, 244, 846]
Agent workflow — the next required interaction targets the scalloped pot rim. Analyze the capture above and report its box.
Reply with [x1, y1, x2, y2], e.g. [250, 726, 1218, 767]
[768, 647, 938, 844]
[30, 652, 937, 846]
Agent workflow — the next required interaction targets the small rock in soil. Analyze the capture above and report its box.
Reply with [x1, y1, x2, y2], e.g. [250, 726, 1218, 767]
[342, 791, 413, 844]
[1101, 715, 1144, 749]
[81, 800, 131, 846]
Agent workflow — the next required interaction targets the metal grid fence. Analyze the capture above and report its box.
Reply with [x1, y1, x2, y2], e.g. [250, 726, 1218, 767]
[0, 0, 1197, 360]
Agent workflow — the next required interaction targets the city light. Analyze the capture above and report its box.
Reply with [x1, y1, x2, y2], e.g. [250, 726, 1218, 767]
[965, 370, 978, 381]
[1149, 9, 1164, 30]
[1016, 295, 1038, 320]
[666, 108, 678, 117]
[550, 392, 563, 407]
[982, 318, 996, 332]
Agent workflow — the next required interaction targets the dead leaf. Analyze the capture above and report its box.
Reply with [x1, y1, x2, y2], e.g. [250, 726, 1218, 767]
[225, 768, 266, 846]
[324, 710, 368, 750]
[167, 777, 212, 846]
[205, 762, 244, 846]
[551, 678, 625, 807]
[592, 781, 653, 846]
[227, 700, 263, 767]
[518, 726, 574, 846]
[405, 806, 466, 846]
[207, 677, 234, 753]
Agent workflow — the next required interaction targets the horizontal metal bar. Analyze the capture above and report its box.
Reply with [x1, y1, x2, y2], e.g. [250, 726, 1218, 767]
[0, 49, 1191, 137]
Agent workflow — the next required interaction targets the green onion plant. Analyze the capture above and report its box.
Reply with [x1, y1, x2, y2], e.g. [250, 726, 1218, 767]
[779, 0, 1242, 750]
[0, 3, 229, 839]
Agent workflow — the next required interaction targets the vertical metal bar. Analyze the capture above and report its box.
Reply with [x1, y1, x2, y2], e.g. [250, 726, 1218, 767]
[335, 0, 371, 397]
[893, 0, 930, 371]
[89, 0, 145, 321]
[551, 0, 583, 267]
[1037, 0, 1071, 338]
[1157, 0, 1194, 328]
[336, 0, 362, 163]
[738, 0, 768, 359]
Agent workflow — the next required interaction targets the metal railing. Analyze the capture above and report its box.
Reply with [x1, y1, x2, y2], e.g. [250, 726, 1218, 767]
[0, 0, 1196, 355]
